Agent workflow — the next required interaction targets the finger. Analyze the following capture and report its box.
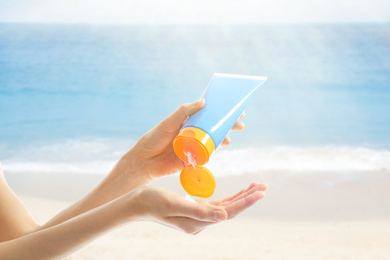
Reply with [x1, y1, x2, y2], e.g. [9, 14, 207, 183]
[209, 188, 246, 206]
[240, 112, 246, 119]
[157, 99, 205, 133]
[220, 121, 245, 148]
[232, 121, 245, 131]
[223, 190, 266, 219]
[212, 182, 268, 206]
[221, 183, 268, 206]
[231, 121, 245, 131]
[173, 198, 227, 222]
[219, 136, 231, 147]
[244, 182, 269, 193]
[210, 182, 262, 206]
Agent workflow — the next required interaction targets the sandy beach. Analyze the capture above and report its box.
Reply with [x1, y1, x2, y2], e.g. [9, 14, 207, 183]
[5, 170, 390, 260]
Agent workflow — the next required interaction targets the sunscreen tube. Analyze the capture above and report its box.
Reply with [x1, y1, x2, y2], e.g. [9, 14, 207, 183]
[173, 73, 267, 166]
[173, 73, 267, 198]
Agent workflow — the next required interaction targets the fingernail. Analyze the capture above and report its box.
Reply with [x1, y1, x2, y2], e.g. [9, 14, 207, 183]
[195, 99, 205, 106]
[214, 210, 227, 221]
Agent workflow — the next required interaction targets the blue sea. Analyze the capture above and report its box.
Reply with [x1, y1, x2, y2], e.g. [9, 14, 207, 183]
[0, 23, 389, 175]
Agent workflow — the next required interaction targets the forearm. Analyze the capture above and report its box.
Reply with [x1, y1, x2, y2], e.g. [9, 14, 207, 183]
[43, 149, 148, 229]
[0, 194, 138, 260]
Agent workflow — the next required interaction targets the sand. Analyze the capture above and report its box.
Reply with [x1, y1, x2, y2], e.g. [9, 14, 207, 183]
[4, 170, 390, 259]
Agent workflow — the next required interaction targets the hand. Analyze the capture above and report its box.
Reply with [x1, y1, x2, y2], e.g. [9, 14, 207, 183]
[128, 100, 245, 181]
[131, 182, 267, 235]
[45, 100, 246, 228]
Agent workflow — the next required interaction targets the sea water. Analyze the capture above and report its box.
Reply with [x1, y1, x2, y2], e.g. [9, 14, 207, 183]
[0, 23, 389, 175]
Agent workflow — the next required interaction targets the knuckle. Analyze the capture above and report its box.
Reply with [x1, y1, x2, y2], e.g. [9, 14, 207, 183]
[178, 103, 193, 117]
[162, 197, 174, 211]
[178, 103, 188, 113]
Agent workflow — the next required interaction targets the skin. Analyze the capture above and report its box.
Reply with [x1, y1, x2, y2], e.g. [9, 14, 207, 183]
[0, 100, 268, 259]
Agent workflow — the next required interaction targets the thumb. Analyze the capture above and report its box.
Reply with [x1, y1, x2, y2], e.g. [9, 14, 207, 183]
[158, 99, 205, 133]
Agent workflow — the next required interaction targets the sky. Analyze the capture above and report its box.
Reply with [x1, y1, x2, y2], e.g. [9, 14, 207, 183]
[0, 0, 389, 24]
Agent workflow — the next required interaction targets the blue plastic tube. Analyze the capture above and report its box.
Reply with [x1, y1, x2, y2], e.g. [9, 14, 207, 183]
[173, 73, 267, 197]
[173, 73, 267, 166]
[185, 73, 267, 148]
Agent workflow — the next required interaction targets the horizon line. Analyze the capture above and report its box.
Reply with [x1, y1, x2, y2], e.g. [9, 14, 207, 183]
[1, 21, 389, 26]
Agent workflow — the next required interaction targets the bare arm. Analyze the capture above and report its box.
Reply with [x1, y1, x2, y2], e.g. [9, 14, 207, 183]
[0, 184, 266, 260]
[42, 100, 245, 229]
[0, 192, 130, 260]
[0, 100, 266, 259]
[0, 163, 39, 242]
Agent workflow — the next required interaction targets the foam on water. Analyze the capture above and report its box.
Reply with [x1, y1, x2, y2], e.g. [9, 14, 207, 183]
[0, 138, 134, 174]
[209, 146, 390, 176]
[1, 139, 389, 175]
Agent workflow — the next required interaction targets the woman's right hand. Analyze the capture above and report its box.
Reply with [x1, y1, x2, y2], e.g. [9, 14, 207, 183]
[123, 99, 245, 182]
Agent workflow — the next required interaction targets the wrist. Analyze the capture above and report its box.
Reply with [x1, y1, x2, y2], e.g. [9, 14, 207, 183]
[119, 188, 147, 222]
[105, 149, 150, 194]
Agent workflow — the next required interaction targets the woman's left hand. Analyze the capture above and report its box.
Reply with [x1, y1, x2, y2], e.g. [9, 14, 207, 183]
[130, 182, 267, 235]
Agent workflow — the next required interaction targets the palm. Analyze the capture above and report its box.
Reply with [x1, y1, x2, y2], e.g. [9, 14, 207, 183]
[132, 101, 201, 179]
[201, 182, 267, 220]
[134, 128, 187, 179]
[138, 182, 267, 235]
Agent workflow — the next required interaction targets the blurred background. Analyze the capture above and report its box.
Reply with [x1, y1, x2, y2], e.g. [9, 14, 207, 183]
[0, 0, 389, 175]
[1, 1, 390, 259]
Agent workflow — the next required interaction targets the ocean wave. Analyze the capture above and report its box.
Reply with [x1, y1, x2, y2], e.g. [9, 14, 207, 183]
[0, 138, 134, 174]
[209, 146, 390, 176]
[1, 140, 390, 175]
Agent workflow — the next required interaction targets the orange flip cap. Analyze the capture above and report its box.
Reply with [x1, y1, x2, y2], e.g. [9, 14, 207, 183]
[173, 127, 216, 165]
[180, 165, 216, 198]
